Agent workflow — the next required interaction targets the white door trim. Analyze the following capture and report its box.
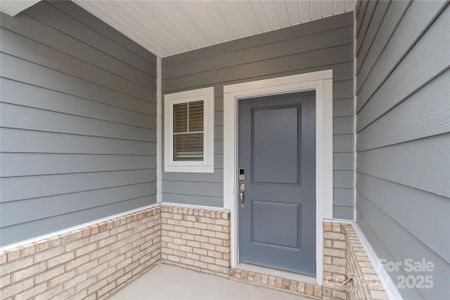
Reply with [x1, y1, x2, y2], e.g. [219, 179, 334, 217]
[223, 70, 333, 285]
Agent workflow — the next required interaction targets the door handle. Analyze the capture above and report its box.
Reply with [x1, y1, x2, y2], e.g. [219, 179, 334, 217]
[239, 183, 245, 208]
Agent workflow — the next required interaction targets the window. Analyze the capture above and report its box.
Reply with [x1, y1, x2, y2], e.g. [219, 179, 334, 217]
[164, 87, 214, 173]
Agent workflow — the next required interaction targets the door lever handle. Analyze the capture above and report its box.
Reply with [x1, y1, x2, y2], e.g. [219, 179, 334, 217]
[239, 183, 245, 208]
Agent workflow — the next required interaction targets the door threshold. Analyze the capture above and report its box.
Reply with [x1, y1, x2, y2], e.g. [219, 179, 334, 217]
[236, 263, 318, 285]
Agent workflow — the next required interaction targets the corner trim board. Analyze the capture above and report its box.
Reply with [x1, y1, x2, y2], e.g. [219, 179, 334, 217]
[223, 69, 334, 285]
[157, 56, 162, 202]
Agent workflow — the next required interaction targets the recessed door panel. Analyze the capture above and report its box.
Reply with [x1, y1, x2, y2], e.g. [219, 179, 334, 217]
[252, 200, 300, 249]
[252, 107, 299, 184]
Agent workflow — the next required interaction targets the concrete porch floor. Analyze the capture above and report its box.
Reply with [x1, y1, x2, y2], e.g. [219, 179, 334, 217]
[109, 264, 311, 300]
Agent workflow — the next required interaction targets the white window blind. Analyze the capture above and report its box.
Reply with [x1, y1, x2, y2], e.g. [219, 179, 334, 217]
[173, 100, 204, 161]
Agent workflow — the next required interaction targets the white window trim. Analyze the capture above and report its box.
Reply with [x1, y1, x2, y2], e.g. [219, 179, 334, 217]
[164, 87, 214, 173]
[223, 70, 333, 285]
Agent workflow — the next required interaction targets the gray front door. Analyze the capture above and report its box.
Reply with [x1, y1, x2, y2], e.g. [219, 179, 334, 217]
[238, 91, 316, 276]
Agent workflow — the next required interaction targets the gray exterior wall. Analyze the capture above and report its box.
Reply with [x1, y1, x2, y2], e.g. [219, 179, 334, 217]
[0, 1, 157, 246]
[162, 13, 355, 219]
[355, 1, 449, 299]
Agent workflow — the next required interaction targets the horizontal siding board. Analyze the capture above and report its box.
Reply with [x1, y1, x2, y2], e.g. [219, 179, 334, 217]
[1, 53, 155, 113]
[164, 12, 353, 66]
[1, 78, 155, 128]
[357, 7, 450, 130]
[163, 26, 353, 79]
[1, 103, 155, 142]
[0, 12, 153, 87]
[49, 0, 155, 64]
[0, 128, 156, 155]
[356, 2, 449, 299]
[333, 153, 354, 171]
[1, 153, 156, 177]
[356, 0, 391, 73]
[0, 28, 154, 101]
[333, 98, 354, 117]
[355, 0, 368, 36]
[333, 135, 354, 153]
[333, 171, 354, 189]
[1, 169, 156, 203]
[1, 182, 155, 227]
[356, 0, 410, 75]
[0, 1, 156, 247]
[357, 173, 450, 262]
[162, 194, 222, 208]
[0, 196, 154, 246]
[163, 172, 223, 183]
[333, 189, 354, 207]
[333, 206, 353, 220]
[25, 1, 155, 76]
[333, 116, 354, 135]
[163, 181, 222, 198]
[163, 45, 353, 91]
[355, 0, 378, 55]
[333, 80, 353, 99]
[357, 71, 450, 150]
[356, 0, 447, 107]
[357, 192, 448, 300]
[357, 134, 450, 198]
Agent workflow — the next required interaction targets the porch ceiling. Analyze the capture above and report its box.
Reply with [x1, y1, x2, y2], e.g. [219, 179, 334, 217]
[74, 0, 356, 57]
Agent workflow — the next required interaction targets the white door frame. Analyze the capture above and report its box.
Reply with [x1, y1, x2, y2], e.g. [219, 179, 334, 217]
[223, 70, 333, 285]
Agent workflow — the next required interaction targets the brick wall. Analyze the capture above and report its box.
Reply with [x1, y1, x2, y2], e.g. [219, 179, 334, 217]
[0, 205, 388, 300]
[343, 225, 388, 300]
[0, 206, 161, 300]
[161, 205, 230, 276]
[322, 222, 348, 299]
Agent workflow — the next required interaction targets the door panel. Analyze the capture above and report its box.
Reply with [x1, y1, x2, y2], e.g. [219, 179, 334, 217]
[252, 201, 300, 248]
[252, 107, 299, 184]
[238, 91, 316, 276]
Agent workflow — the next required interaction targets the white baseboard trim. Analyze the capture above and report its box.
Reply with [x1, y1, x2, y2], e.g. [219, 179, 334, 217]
[353, 223, 404, 300]
[323, 218, 353, 224]
[161, 201, 230, 212]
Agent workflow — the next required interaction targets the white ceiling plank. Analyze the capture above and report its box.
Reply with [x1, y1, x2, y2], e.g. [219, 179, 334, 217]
[214, 1, 252, 38]
[236, 1, 263, 36]
[77, 0, 167, 55]
[141, 1, 203, 52]
[157, 1, 210, 48]
[310, 0, 323, 20]
[74, 0, 355, 57]
[286, 0, 301, 25]
[346, 0, 357, 12]
[322, 0, 334, 18]
[334, 0, 347, 14]
[249, 1, 273, 32]
[0, 0, 40, 16]
[125, 1, 186, 54]
[261, 0, 281, 30]
[272, 0, 291, 28]
[298, 0, 311, 22]
[178, 1, 229, 47]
